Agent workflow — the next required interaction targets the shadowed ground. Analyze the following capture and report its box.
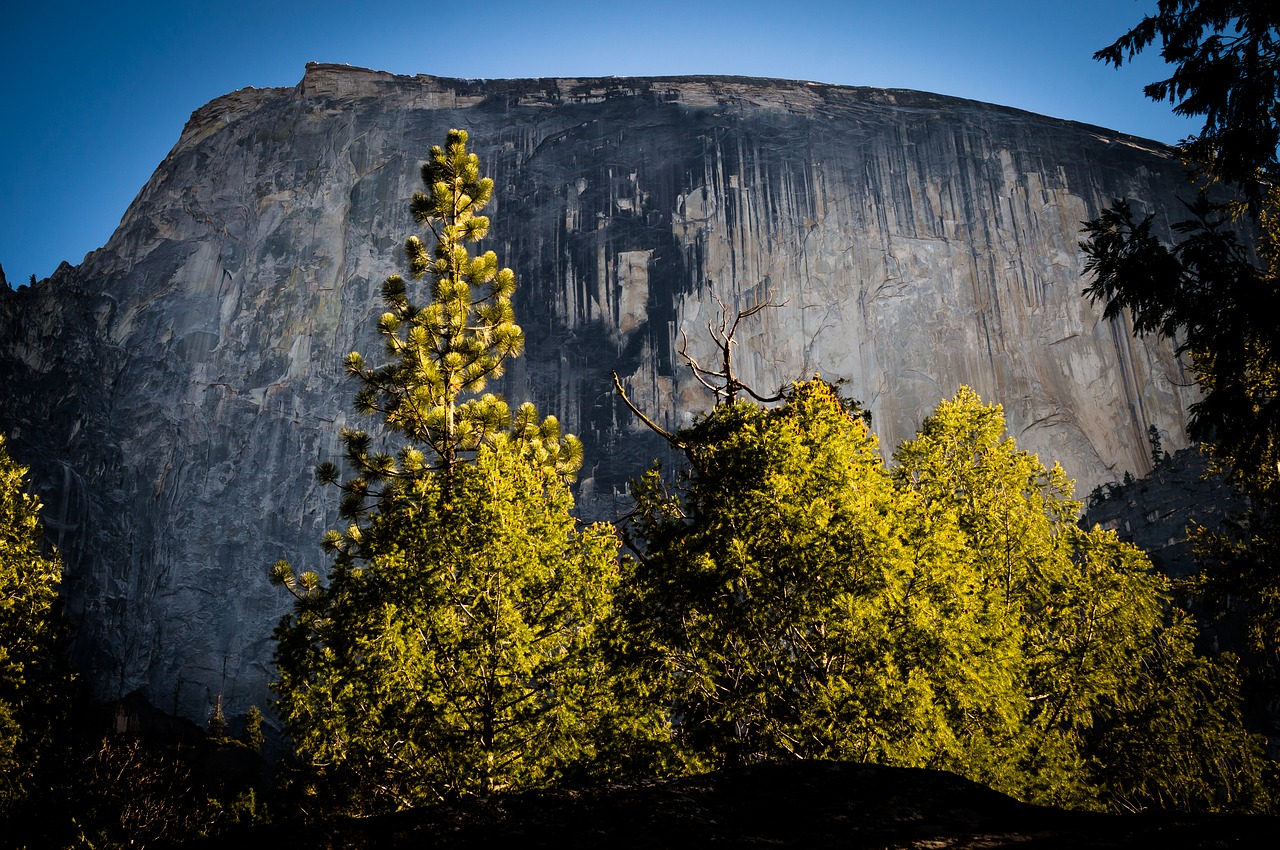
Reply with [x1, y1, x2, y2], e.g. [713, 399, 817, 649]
[192, 761, 1278, 849]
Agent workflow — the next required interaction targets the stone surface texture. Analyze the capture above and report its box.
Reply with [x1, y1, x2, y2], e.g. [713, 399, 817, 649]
[1084, 447, 1242, 580]
[0, 64, 1200, 721]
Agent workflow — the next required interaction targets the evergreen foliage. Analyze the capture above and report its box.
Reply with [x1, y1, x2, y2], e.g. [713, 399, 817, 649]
[272, 131, 626, 812]
[0, 433, 71, 816]
[611, 380, 902, 769]
[266, 127, 1266, 818]
[208, 694, 229, 739]
[275, 440, 623, 809]
[241, 705, 264, 753]
[1081, 195, 1279, 493]
[1085, 0, 1280, 723]
[1087, 0, 1280, 490]
[1148, 424, 1164, 465]
[62, 731, 270, 847]
[893, 389, 1266, 810]
[1094, 0, 1279, 200]
[0, 438, 270, 844]
[611, 381, 1268, 811]
[322, 128, 578, 501]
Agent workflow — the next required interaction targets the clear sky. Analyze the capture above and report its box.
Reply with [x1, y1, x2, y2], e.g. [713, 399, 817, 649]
[0, 0, 1197, 287]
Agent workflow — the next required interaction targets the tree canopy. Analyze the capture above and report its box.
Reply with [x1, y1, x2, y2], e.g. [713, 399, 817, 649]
[1086, 0, 1280, 490]
[268, 126, 1268, 818]
[609, 380, 1268, 811]
[893, 388, 1265, 810]
[610, 380, 901, 769]
[1084, 0, 1280, 680]
[318, 128, 578, 514]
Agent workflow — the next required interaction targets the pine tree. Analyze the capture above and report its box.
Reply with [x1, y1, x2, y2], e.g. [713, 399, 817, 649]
[321, 128, 577, 509]
[272, 130, 621, 811]
[207, 694, 228, 739]
[1085, 1, 1280, 682]
[240, 705, 263, 754]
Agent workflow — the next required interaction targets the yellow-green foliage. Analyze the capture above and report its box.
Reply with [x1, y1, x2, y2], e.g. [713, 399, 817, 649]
[1084, 4, 1280, 796]
[0, 434, 65, 811]
[275, 126, 1267, 817]
[612, 381, 1269, 812]
[274, 439, 621, 810]
[339, 128, 534, 486]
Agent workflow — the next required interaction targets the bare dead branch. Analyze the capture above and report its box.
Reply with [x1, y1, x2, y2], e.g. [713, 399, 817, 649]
[677, 287, 788, 405]
[680, 327, 728, 396]
[742, 382, 786, 404]
[611, 371, 682, 446]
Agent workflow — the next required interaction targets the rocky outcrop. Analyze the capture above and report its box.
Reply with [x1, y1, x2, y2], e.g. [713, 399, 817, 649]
[1084, 447, 1242, 580]
[0, 64, 1201, 722]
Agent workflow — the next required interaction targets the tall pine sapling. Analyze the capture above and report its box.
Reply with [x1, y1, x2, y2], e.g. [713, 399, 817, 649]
[271, 130, 620, 811]
[317, 128, 578, 523]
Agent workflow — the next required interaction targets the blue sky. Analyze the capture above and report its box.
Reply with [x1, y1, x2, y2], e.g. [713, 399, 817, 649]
[1, 1, 1197, 286]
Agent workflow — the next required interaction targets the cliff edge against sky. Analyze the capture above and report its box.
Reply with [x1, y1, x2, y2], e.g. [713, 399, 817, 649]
[0, 64, 1197, 721]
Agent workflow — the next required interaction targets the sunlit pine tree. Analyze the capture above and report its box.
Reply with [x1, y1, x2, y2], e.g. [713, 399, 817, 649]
[271, 131, 629, 811]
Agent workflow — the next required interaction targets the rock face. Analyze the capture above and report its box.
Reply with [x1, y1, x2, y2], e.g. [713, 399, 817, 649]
[0, 64, 1200, 722]
[1084, 448, 1242, 580]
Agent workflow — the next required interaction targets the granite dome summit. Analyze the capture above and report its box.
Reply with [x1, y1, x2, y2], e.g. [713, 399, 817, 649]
[0, 64, 1197, 720]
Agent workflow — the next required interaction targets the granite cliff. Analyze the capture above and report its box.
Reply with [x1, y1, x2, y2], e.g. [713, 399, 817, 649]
[0, 64, 1200, 722]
